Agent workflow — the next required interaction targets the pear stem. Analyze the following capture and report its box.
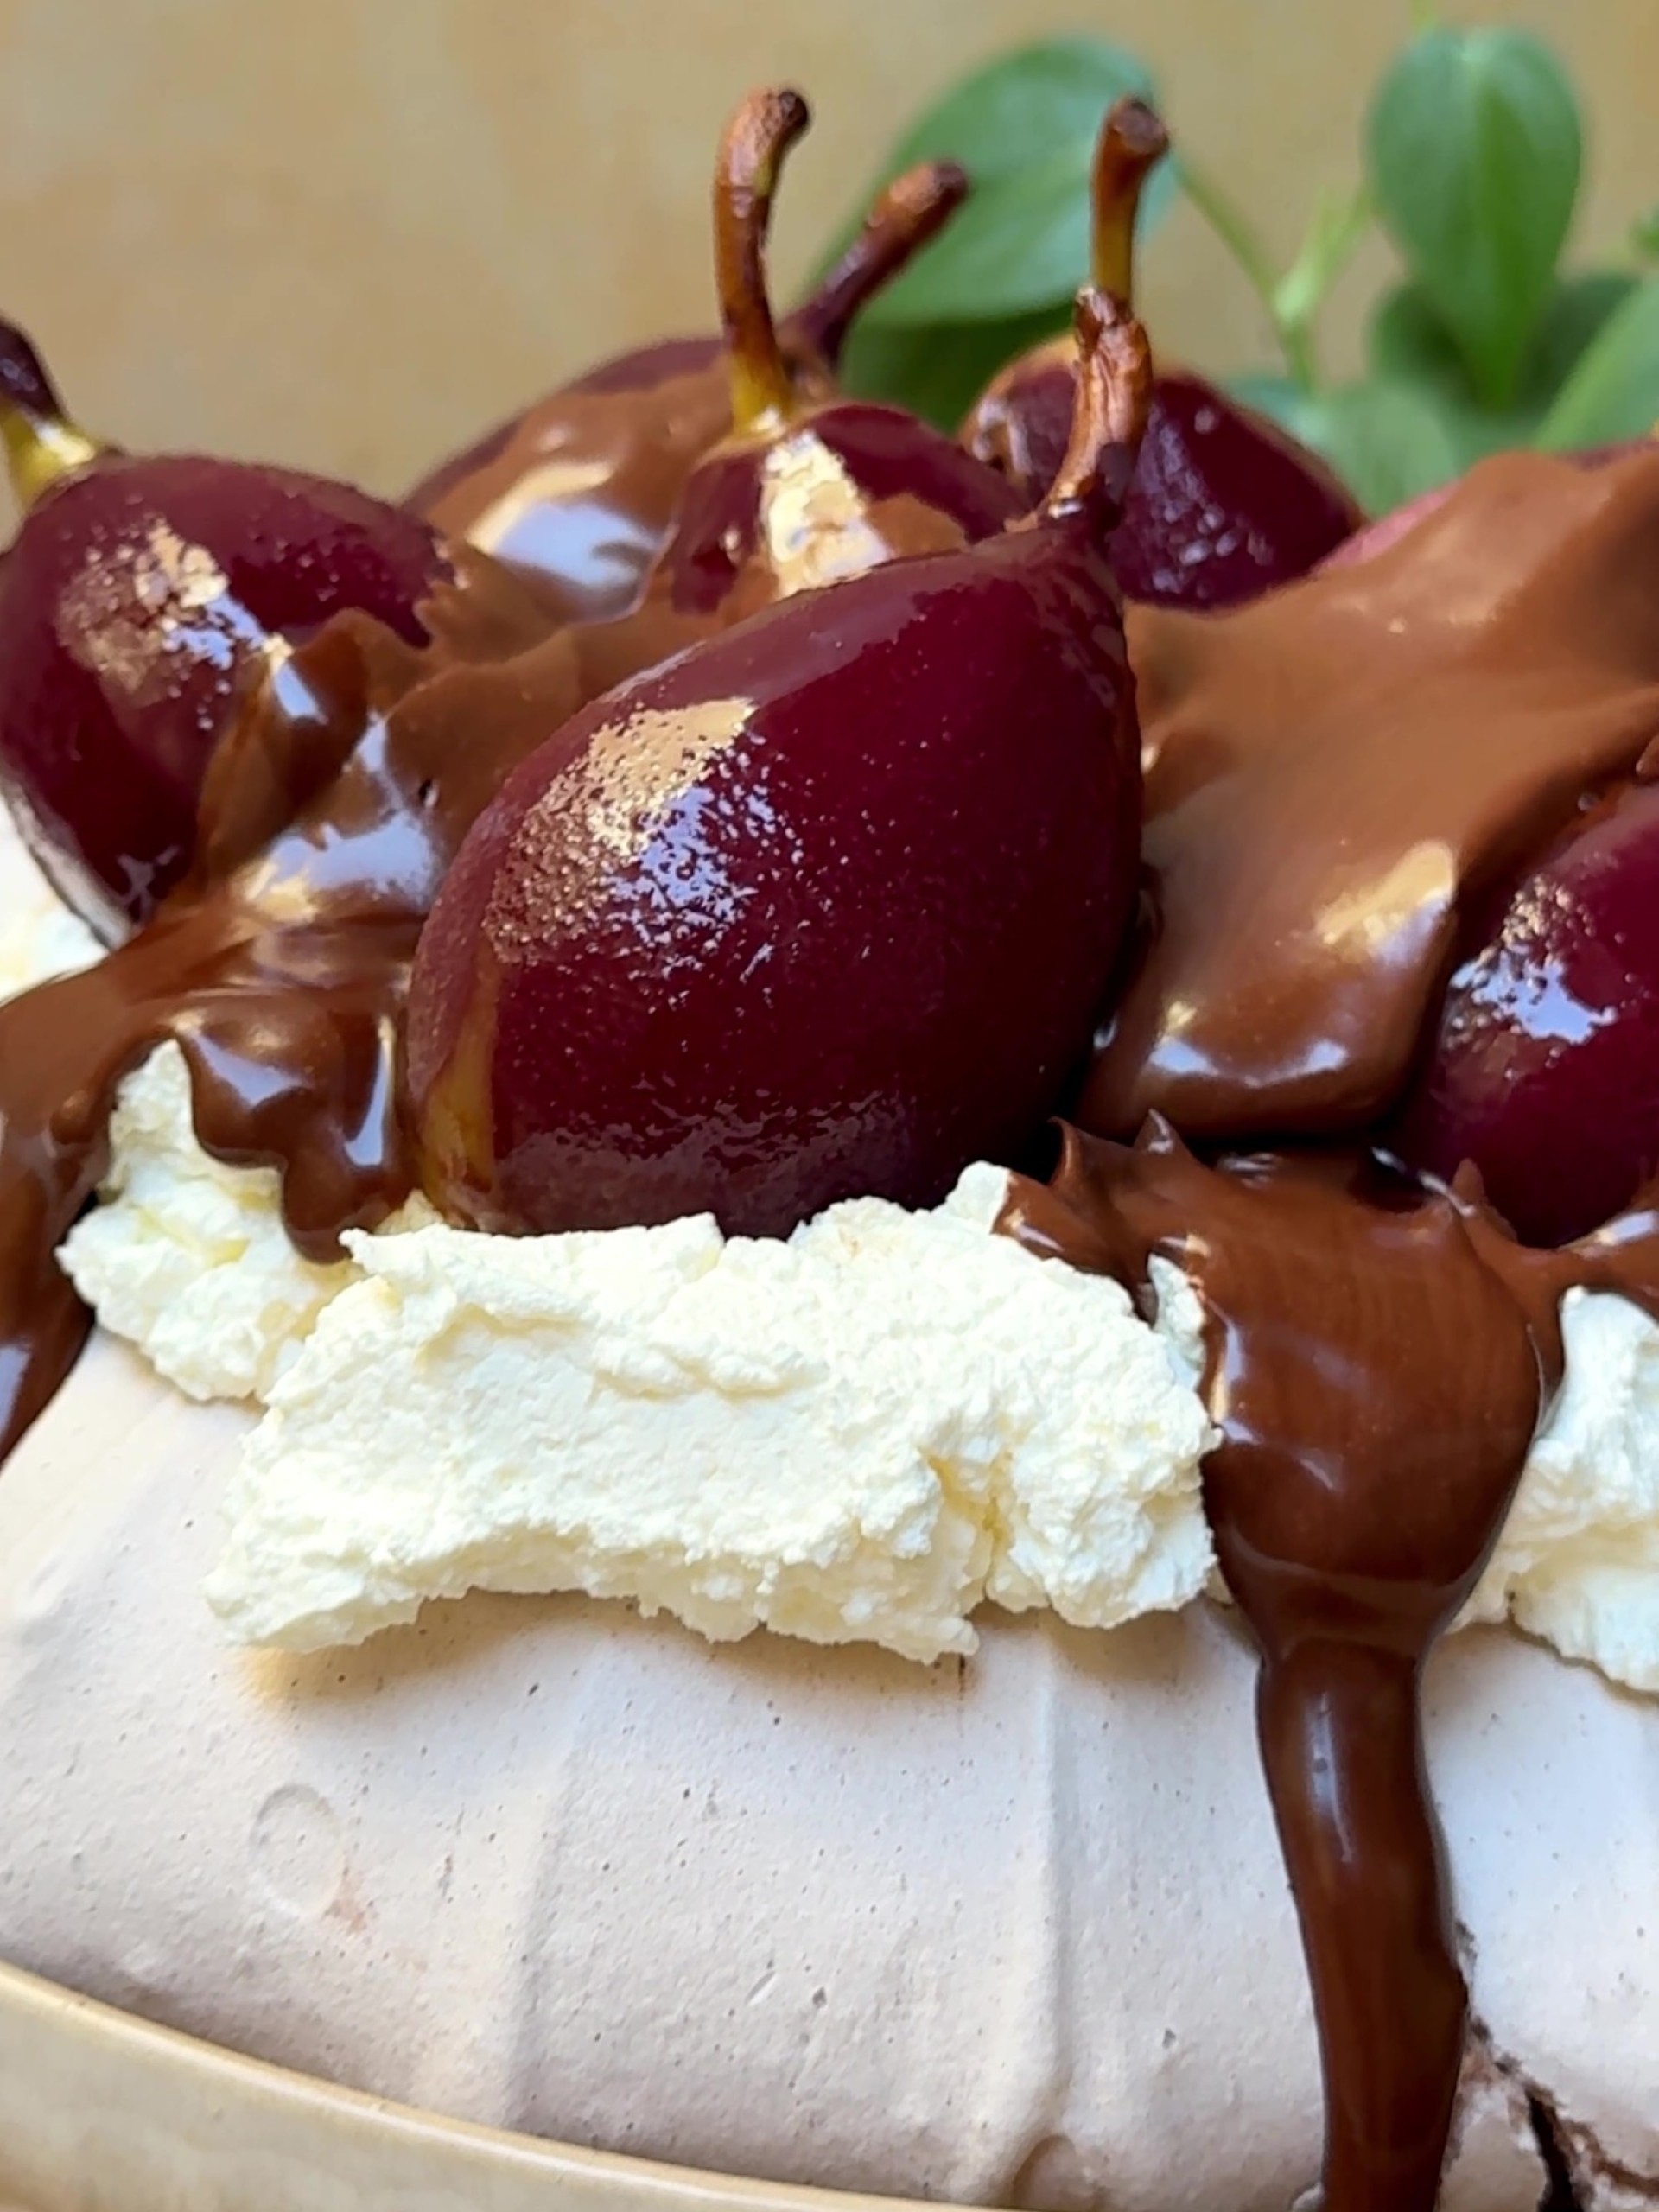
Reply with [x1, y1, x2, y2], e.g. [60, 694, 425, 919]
[714, 87, 812, 438]
[1040, 287, 1154, 534]
[0, 321, 102, 509]
[796, 159, 970, 359]
[1090, 98, 1169, 305]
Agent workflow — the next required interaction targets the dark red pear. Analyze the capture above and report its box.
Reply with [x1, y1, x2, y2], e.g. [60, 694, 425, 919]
[408, 100, 970, 627]
[963, 98, 1362, 608]
[408, 287, 1152, 1240]
[572, 88, 1023, 698]
[1394, 777, 1659, 1246]
[0, 321, 462, 939]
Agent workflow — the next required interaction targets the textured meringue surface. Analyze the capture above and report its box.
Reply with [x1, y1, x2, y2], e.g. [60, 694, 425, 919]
[2, 1332, 1656, 2204]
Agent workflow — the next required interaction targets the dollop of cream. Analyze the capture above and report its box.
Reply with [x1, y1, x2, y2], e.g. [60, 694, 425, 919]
[60, 1046, 435, 1404]
[203, 1168, 1217, 1661]
[0, 810, 101, 991]
[1465, 1287, 1659, 1690]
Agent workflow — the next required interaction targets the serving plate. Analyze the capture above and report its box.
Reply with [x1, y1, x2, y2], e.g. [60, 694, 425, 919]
[0, 1958, 920, 2212]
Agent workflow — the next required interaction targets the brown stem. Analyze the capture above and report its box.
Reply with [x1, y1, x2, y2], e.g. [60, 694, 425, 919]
[794, 160, 970, 360]
[0, 320, 103, 510]
[1039, 287, 1153, 532]
[1090, 97, 1169, 305]
[713, 87, 812, 437]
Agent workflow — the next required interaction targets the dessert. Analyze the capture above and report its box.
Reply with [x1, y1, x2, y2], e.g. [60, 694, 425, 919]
[0, 79, 1656, 2212]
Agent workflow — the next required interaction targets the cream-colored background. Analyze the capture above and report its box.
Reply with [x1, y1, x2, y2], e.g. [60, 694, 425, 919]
[0, 1, 1652, 499]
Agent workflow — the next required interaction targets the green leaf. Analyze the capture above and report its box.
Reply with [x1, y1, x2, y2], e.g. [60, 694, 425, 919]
[1368, 283, 1472, 398]
[1633, 205, 1659, 264]
[1286, 381, 1467, 515]
[855, 36, 1156, 187]
[1523, 268, 1639, 400]
[861, 145, 1101, 326]
[821, 37, 1170, 328]
[1365, 28, 1581, 409]
[836, 306, 1069, 431]
[1363, 271, 1632, 467]
[1535, 279, 1659, 449]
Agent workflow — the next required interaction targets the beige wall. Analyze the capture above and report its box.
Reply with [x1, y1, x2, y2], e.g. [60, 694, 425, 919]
[0, 0, 1652, 501]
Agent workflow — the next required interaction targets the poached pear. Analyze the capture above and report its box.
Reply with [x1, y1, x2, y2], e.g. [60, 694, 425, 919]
[409, 104, 969, 626]
[1394, 775, 1659, 1247]
[573, 87, 1022, 697]
[0, 321, 467, 939]
[963, 99, 1361, 608]
[408, 288, 1153, 1239]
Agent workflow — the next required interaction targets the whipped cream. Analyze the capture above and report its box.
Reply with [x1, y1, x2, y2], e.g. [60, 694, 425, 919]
[0, 810, 100, 989]
[6, 810, 1659, 1687]
[204, 1170, 1216, 1660]
[1467, 1287, 1659, 1688]
[60, 1045, 436, 1404]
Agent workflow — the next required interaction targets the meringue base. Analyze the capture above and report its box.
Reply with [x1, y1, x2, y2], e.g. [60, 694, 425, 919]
[1, 1335, 1656, 2206]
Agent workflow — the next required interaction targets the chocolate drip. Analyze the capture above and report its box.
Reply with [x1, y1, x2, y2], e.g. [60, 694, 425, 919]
[1083, 446, 1659, 1141]
[411, 352, 755, 628]
[0, 550, 566, 1456]
[1001, 1124, 1564, 2211]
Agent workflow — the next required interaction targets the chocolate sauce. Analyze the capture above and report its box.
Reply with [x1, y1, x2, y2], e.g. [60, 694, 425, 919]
[0, 550, 563, 1456]
[411, 353, 749, 629]
[1001, 1126, 1567, 2209]
[1002, 446, 1659, 2209]
[1084, 446, 1659, 1140]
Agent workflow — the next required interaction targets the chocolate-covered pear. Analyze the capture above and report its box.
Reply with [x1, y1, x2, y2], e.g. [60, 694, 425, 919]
[0, 321, 463, 938]
[574, 89, 1022, 696]
[409, 114, 969, 627]
[963, 99, 1361, 607]
[1395, 777, 1659, 1246]
[409, 289, 1152, 1240]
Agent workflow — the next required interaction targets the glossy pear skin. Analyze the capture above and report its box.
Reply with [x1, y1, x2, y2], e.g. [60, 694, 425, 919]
[968, 359, 1360, 608]
[406, 149, 969, 624]
[569, 398, 1024, 704]
[409, 520, 1141, 1238]
[1396, 779, 1659, 1245]
[0, 454, 448, 938]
